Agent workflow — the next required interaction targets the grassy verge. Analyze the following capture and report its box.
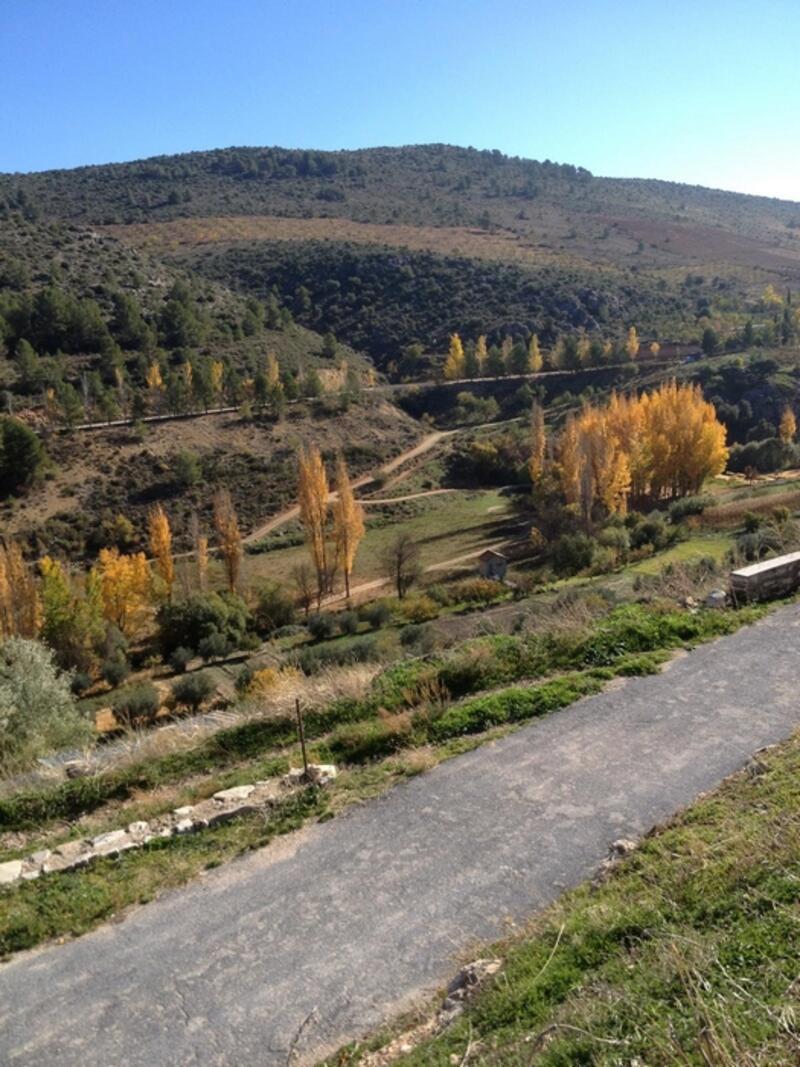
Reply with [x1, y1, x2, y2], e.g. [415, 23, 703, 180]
[333, 731, 800, 1067]
[0, 603, 767, 838]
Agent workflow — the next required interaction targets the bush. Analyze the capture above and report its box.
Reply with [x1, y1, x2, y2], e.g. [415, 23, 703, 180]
[295, 633, 383, 674]
[400, 595, 439, 623]
[169, 646, 193, 673]
[338, 610, 359, 636]
[158, 592, 254, 657]
[101, 656, 130, 688]
[400, 623, 437, 653]
[551, 533, 596, 576]
[198, 631, 233, 662]
[448, 578, 507, 605]
[112, 683, 160, 727]
[171, 672, 215, 712]
[307, 612, 336, 642]
[359, 600, 393, 630]
[668, 494, 713, 522]
[0, 417, 46, 496]
[71, 671, 92, 696]
[0, 639, 92, 772]
[252, 581, 296, 636]
[327, 713, 412, 763]
[172, 450, 202, 488]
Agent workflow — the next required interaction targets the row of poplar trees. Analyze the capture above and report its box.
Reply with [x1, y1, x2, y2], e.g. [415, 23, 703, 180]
[530, 380, 730, 523]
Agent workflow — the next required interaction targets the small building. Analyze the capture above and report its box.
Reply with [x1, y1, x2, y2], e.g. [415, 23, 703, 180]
[478, 548, 508, 582]
[731, 551, 800, 602]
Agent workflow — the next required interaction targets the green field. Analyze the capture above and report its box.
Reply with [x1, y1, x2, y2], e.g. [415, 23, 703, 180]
[234, 489, 517, 592]
[629, 534, 733, 576]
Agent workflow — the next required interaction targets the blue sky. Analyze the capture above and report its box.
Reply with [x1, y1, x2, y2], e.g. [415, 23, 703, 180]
[2, 0, 799, 199]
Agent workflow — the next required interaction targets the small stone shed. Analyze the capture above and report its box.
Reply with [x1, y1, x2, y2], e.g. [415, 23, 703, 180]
[730, 550, 800, 602]
[478, 548, 508, 581]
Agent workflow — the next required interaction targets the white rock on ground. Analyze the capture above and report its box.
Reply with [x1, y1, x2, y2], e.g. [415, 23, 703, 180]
[0, 860, 23, 886]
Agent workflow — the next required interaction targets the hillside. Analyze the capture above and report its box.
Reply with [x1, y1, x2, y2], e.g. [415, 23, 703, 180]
[4, 144, 799, 372]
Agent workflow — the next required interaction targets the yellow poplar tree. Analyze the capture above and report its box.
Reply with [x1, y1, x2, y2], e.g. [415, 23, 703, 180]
[213, 489, 243, 593]
[148, 504, 175, 597]
[626, 326, 640, 360]
[649, 341, 661, 360]
[332, 454, 365, 601]
[529, 403, 546, 485]
[266, 352, 280, 389]
[93, 548, 152, 638]
[780, 406, 797, 443]
[443, 334, 466, 380]
[0, 542, 41, 639]
[559, 415, 581, 505]
[475, 335, 488, 375]
[210, 361, 224, 401]
[145, 361, 164, 391]
[298, 444, 331, 604]
[528, 334, 543, 373]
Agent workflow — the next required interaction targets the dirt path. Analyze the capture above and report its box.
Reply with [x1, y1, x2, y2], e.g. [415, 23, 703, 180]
[243, 431, 452, 543]
[4, 603, 800, 1066]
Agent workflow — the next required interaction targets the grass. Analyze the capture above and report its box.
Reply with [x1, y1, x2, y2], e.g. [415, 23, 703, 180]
[333, 730, 800, 1067]
[629, 534, 733, 576]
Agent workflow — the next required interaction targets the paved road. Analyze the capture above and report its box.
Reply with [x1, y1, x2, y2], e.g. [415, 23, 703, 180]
[3, 603, 800, 1066]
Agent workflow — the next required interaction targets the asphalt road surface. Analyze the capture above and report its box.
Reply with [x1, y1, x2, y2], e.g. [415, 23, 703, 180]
[2, 603, 800, 1066]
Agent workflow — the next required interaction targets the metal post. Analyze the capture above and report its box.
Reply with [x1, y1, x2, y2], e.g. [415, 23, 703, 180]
[295, 697, 309, 778]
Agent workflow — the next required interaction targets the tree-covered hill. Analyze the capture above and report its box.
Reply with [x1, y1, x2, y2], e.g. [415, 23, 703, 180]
[181, 239, 692, 365]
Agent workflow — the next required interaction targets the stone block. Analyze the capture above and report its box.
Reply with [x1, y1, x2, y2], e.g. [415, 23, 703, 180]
[213, 785, 256, 803]
[0, 860, 23, 886]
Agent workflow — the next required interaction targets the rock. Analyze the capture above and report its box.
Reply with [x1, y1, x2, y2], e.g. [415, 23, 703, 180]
[91, 829, 130, 850]
[55, 839, 91, 860]
[308, 763, 337, 786]
[29, 849, 52, 866]
[705, 588, 728, 609]
[64, 760, 92, 779]
[0, 860, 23, 886]
[682, 595, 698, 610]
[610, 838, 637, 858]
[20, 866, 41, 881]
[441, 958, 503, 1015]
[282, 763, 338, 788]
[127, 821, 150, 836]
[90, 829, 137, 857]
[173, 806, 195, 817]
[213, 785, 256, 803]
[174, 819, 195, 835]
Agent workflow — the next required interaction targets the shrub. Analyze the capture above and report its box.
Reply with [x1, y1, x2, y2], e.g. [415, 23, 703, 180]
[307, 612, 336, 642]
[449, 578, 507, 605]
[668, 494, 713, 522]
[198, 631, 233, 662]
[327, 713, 412, 763]
[171, 672, 215, 712]
[71, 671, 92, 696]
[172, 449, 202, 488]
[551, 533, 596, 576]
[597, 525, 630, 555]
[157, 592, 254, 657]
[295, 634, 383, 674]
[359, 600, 393, 630]
[400, 595, 439, 623]
[400, 623, 437, 653]
[337, 610, 360, 636]
[169, 646, 193, 673]
[252, 580, 296, 636]
[112, 683, 160, 727]
[0, 639, 92, 772]
[0, 417, 46, 496]
[101, 656, 130, 688]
